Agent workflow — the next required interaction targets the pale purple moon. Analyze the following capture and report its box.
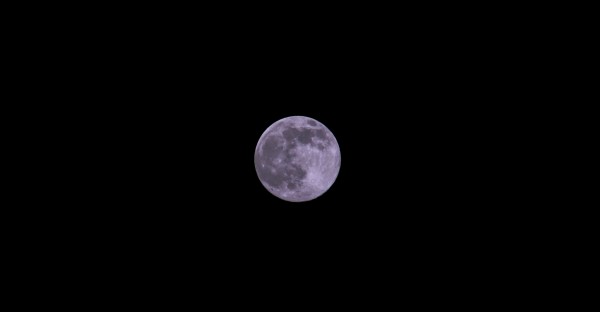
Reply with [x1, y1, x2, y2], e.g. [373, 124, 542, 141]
[254, 116, 341, 202]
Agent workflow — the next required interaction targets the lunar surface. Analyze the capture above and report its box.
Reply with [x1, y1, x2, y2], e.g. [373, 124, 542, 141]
[254, 116, 341, 202]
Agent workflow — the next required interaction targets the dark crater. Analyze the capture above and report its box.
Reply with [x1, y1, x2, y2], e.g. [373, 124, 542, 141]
[297, 129, 313, 144]
[283, 127, 316, 145]
[288, 164, 307, 180]
[282, 127, 300, 142]
[262, 137, 283, 160]
[314, 129, 326, 140]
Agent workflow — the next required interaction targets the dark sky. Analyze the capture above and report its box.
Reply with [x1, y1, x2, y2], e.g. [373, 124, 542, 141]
[62, 16, 508, 231]
[20, 5, 545, 298]
[77, 75, 503, 245]
[33, 8, 529, 290]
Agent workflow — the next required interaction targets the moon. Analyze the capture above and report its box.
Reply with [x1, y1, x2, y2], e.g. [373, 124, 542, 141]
[254, 116, 341, 202]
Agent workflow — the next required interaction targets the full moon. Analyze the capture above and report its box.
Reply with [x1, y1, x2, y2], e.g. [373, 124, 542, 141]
[254, 116, 341, 202]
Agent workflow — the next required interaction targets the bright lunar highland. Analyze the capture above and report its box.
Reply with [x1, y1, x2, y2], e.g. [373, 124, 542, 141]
[254, 116, 341, 202]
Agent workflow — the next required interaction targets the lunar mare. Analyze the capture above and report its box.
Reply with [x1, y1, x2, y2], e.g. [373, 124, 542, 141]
[254, 116, 341, 202]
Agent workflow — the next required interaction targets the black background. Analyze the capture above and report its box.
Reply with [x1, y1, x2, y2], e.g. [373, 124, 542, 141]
[72, 17, 505, 231]
[22, 4, 534, 298]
